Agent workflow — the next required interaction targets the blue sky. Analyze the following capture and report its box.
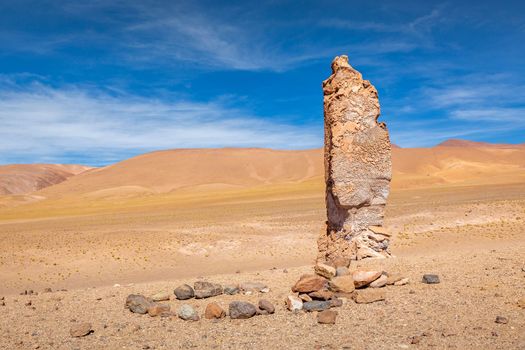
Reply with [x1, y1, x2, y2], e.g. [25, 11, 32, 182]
[0, 0, 524, 165]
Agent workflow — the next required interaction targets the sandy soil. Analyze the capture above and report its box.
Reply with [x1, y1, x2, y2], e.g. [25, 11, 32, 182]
[0, 181, 524, 349]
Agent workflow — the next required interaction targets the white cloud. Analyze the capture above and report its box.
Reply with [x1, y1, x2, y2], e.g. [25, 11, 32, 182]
[0, 82, 321, 165]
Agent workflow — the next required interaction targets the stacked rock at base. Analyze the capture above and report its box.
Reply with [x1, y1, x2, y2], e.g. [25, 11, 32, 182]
[318, 54, 392, 263]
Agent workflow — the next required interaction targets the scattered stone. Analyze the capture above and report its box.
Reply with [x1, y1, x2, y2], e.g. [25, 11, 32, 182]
[318, 55, 392, 262]
[285, 295, 303, 311]
[495, 316, 508, 324]
[394, 278, 410, 286]
[258, 299, 275, 314]
[69, 323, 93, 337]
[517, 298, 525, 309]
[299, 294, 313, 302]
[353, 289, 386, 304]
[125, 294, 154, 314]
[229, 301, 257, 319]
[335, 266, 349, 277]
[309, 290, 334, 301]
[43, 288, 52, 293]
[369, 274, 388, 288]
[204, 302, 225, 319]
[151, 291, 170, 302]
[303, 300, 331, 312]
[1, 301, 4, 306]
[174, 284, 194, 300]
[410, 336, 422, 345]
[147, 303, 170, 317]
[25, 300, 32, 306]
[352, 270, 382, 288]
[194, 281, 223, 299]
[292, 275, 327, 293]
[317, 310, 337, 324]
[329, 298, 343, 308]
[223, 285, 239, 295]
[386, 273, 404, 285]
[314, 263, 336, 279]
[422, 274, 440, 284]
[239, 282, 268, 293]
[178, 304, 199, 321]
[329, 275, 355, 293]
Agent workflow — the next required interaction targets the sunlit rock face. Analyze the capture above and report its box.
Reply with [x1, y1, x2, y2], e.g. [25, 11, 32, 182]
[318, 55, 392, 263]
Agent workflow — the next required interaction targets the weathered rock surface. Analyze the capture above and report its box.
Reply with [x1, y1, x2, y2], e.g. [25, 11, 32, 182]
[328, 275, 355, 293]
[303, 300, 331, 312]
[314, 263, 336, 279]
[151, 291, 170, 302]
[335, 266, 350, 277]
[317, 310, 337, 324]
[318, 55, 392, 263]
[178, 304, 199, 321]
[309, 290, 334, 301]
[194, 281, 223, 299]
[422, 274, 440, 284]
[229, 301, 257, 319]
[224, 285, 240, 295]
[285, 295, 303, 311]
[353, 289, 386, 304]
[369, 274, 388, 288]
[147, 303, 170, 317]
[69, 322, 93, 337]
[394, 277, 410, 286]
[204, 302, 226, 319]
[258, 299, 275, 314]
[125, 294, 154, 314]
[353, 270, 382, 288]
[292, 275, 327, 293]
[174, 284, 194, 300]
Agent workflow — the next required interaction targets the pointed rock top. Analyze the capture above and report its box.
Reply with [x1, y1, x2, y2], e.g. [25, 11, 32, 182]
[331, 55, 351, 73]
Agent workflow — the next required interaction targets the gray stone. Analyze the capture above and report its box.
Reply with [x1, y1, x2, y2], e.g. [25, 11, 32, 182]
[224, 285, 239, 295]
[174, 284, 194, 300]
[178, 304, 199, 321]
[229, 301, 257, 319]
[194, 281, 223, 299]
[125, 294, 154, 314]
[303, 300, 331, 312]
[422, 274, 440, 284]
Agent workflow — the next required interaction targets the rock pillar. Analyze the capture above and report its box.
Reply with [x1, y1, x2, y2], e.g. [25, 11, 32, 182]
[318, 55, 392, 263]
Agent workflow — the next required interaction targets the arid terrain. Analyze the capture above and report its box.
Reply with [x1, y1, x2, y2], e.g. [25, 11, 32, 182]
[0, 141, 524, 349]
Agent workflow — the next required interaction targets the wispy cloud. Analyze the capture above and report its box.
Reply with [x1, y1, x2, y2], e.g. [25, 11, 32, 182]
[0, 81, 320, 165]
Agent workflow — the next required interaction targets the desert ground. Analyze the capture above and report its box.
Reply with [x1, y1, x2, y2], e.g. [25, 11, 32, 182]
[0, 142, 524, 349]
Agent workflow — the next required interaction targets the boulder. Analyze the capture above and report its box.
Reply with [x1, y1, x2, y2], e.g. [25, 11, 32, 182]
[194, 281, 223, 299]
[303, 300, 331, 312]
[314, 263, 336, 279]
[352, 270, 382, 288]
[178, 304, 199, 321]
[353, 289, 386, 304]
[292, 275, 327, 293]
[422, 274, 440, 284]
[285, 295, 303, 311]
[125, 294, 154, 314]
[229, 301, 257, 319]
[369, 274, 388, 288]
[329, 276, 355, 293]
[258, 299, 275, 314]
[204, 302, 225, 319]
[174, 284, 194, 300]
[317, 310, 337, 324]
[147, 303, 170, 317]
[69, 322, 93, 337]
[224, 285, 240, 295]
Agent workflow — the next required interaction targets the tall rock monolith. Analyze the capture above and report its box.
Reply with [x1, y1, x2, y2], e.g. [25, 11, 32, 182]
[318, 55, 392, 263]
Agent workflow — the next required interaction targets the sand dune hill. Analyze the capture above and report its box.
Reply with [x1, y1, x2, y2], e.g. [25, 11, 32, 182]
[0, 164, 93, 195]
[31, 143, 525, 200]
[37, 148, 323, 198]
[437, 138, 525, 149]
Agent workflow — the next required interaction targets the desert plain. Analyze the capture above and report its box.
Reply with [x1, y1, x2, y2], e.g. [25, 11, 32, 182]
[0, 141, 524, 349]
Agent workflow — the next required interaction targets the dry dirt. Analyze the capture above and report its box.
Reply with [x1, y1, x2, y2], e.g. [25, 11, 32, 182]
[0, 146, 524, 349]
